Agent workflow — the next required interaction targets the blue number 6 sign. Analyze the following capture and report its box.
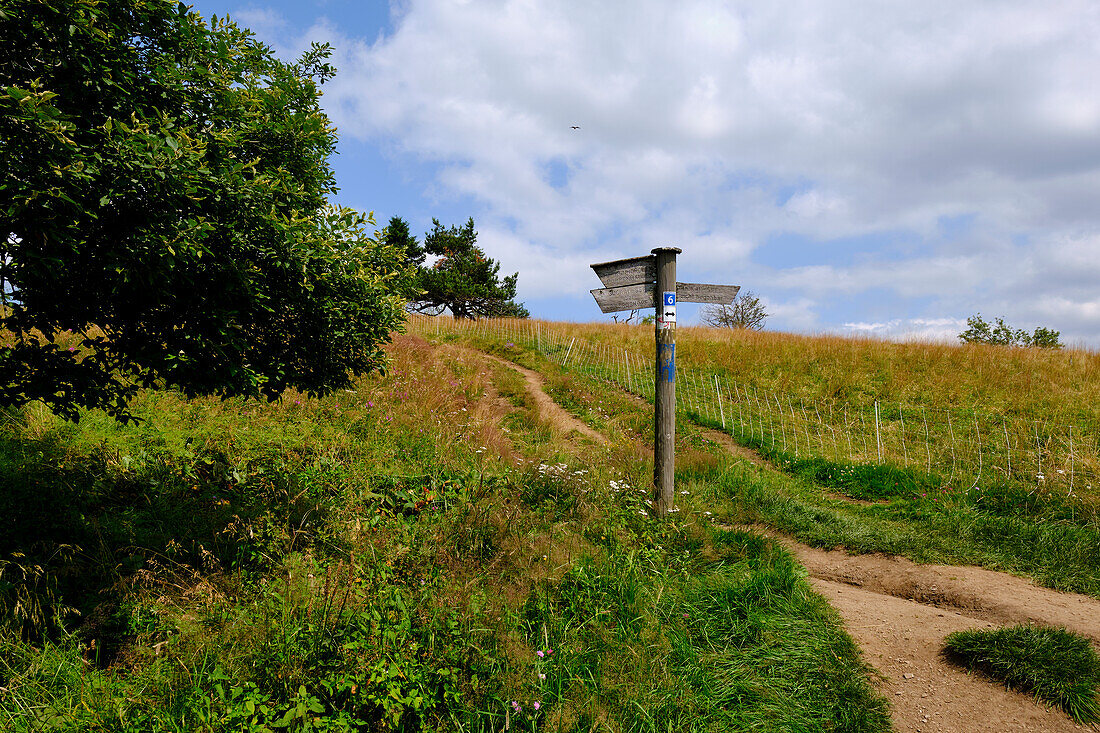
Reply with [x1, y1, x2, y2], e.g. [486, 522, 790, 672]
[663, 292, 676, 307]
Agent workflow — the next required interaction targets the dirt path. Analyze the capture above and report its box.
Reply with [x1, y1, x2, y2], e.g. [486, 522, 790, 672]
[780, 538, 1100, 732]
[474, 349, 1100, 731]
[479, 352, 609, 446]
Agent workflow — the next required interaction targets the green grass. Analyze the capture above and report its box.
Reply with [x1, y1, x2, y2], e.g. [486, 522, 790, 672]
[944, 625, 1100, 723]
[474, 334, 1100, 599]
[0, 334, 891, 732]
[694, 458, 1100, 598]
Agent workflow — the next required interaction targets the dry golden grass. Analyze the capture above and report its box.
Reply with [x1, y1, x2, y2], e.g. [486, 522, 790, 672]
[416, 315, 1100, 503]
[508, 318, 1100, 426]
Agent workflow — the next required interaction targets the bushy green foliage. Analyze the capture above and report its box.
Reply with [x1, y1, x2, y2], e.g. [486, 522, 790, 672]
[958, 314, 1062, 348]
[0, 333, 893, 732]
[945, 625, 1100, 723]
[411, 218, 528, 319]
[0, 0, 409, 421]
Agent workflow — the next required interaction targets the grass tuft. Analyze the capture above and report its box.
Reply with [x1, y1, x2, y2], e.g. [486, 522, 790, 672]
[944, 624, 1100, 723]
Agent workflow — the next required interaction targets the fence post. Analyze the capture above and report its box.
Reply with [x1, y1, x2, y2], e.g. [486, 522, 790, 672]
[898, 404, 909, 466]
[800, 399, 813, 455]
[562, 337, 575, 366]
[1069, 426, 1074, 494]
[714, 375, 725, 429]
[946, 410, 957, 481]
[1034, 422, 1042, 481]
[757, 386, 768, 447]
[733, 380, 744, 436]
[792, 396, 800, 453]
[973, 412, 983, 488]
[874, 400, 883, 463]
[774, 393, 787, 453]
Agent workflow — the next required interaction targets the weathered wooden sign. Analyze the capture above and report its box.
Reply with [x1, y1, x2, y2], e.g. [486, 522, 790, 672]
[589, 256, 741, 313]
[590, 283, 655, 313]
[591, 255, 656, 289]
[676, 282, 740, 305]
[590, 282, 741, 313]
[589, 249, 742, 516]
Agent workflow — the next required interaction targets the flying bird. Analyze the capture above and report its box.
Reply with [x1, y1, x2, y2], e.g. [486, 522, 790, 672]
[571, 125, 580, 130]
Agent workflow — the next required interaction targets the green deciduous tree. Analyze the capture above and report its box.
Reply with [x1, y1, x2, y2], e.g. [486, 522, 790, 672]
[700, 291, 768, 330]
[410, 218, 528, 319]
[0, 0, 410, 421]
[958, 314, 1063, 348]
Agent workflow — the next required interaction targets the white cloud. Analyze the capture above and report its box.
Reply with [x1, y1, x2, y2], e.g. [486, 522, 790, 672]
[762, 296, 820, 332]
[252, 0, 1100, 345]
[841, 318, 966, 343]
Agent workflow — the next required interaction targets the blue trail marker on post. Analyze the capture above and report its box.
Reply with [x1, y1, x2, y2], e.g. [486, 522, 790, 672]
[590, 249, 740, 515]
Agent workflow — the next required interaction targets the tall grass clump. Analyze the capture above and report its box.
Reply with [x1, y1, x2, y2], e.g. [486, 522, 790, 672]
[944, 625, 1100, 724]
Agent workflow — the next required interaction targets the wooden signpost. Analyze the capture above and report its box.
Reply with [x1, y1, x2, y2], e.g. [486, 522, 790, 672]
[590, 249, 740, 515]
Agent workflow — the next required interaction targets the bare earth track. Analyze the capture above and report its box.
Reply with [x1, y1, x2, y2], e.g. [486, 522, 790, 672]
[479, 351, 609, 446]
[785, 541, 1100, 732]
[482, 350, 1100, 732]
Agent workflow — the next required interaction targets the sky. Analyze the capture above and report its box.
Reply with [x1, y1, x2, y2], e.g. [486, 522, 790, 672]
[187, 0, 1100, 346]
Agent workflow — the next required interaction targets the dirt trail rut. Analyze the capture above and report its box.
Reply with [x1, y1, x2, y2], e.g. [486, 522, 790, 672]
[479, 350, 1100, 731]
[783, 539, 1100, 732]
[480, 352, 609, 446]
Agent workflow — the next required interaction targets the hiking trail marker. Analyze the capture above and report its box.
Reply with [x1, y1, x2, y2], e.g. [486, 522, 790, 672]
[590, 248, 740, 515]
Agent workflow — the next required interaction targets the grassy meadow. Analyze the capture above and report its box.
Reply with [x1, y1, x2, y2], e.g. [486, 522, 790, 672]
[0, 332, 891, 731]
[523, 318, 1100, 423]
[3, 314, 1099, 730]
[426, 317, 1100, 598]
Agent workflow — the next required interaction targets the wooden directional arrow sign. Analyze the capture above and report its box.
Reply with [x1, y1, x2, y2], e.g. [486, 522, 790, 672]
[588, 248, 744, 517]
[591, 282, 656, 313]
[591, 255, 656, 288]
[676, 282, 741, 305]
[590, 282, 741, 313]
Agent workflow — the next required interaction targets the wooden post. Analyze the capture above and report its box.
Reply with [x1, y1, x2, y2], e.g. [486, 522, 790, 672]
[589, 249, 738, 519]
[653, 247, 680, 515]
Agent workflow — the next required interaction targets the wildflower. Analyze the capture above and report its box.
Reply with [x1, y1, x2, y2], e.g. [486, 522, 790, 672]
[682, 612, 689, 618]
[534, 701, 541, 710]
[539, 673, 546, 679]
[536, 651, 544, 658]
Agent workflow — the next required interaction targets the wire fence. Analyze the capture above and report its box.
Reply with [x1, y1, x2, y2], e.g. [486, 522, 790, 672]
[408, 314, 1100, 498]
